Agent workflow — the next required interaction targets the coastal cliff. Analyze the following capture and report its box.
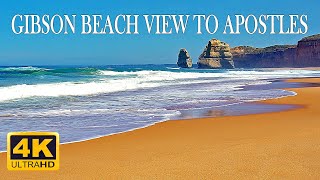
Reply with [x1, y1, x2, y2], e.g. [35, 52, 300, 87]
[177, 34, 320, 69]
[198, 39, 235, 69]
[295, 34, 320, 67]
[231, 34, 320, 68]
[231, 45, 296, 68]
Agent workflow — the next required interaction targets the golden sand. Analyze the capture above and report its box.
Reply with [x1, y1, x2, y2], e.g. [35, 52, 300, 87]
[1, 78, 320, 179]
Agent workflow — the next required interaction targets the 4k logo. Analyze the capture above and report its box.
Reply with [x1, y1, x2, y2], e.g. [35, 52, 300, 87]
[7, 132, 59, 170]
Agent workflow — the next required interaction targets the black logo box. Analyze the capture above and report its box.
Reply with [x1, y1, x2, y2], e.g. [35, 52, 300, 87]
[10, 135, 57, 160]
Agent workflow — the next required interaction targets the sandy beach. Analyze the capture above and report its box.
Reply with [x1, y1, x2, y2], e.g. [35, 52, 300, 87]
[1, 78, 320, 179]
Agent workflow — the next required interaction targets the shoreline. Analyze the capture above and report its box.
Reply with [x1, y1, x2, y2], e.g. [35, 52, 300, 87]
[0, 78, 302, 153]
[1, 77, 320, 178]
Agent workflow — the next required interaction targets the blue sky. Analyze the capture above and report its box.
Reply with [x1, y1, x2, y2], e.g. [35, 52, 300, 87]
[0, 0, 319, 65]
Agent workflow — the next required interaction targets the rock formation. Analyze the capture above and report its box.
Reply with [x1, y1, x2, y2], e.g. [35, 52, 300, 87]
[177, 48, 192, 68]
[231, 45, 296, 68]
[231, 34, 320, 68]
[198, 39, 235, 69]
[177, 34, 320, 69]
[295, 34, 320, 67]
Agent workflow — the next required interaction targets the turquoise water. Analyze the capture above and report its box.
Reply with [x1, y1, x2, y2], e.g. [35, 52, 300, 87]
[0, 65, 320, 151]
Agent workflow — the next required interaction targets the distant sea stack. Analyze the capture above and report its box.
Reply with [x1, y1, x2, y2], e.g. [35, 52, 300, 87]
[177, 48, 192, 68]
[198, 39, 235, 69]
[231, 34, 320, 68]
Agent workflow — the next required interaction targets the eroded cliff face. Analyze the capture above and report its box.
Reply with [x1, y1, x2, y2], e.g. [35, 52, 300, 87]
[231, 45, 296, 68]
[295, 35, 320, 67]
[178, 34, 320, 69]
[198, 39, 235, 69]
[231, 34, 320, 68]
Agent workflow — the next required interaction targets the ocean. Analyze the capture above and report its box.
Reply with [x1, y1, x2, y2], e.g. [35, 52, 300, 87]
[0, 65, 320, 151]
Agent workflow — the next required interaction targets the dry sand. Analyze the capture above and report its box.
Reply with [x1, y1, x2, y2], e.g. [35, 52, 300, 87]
[1, 78, 320, 179]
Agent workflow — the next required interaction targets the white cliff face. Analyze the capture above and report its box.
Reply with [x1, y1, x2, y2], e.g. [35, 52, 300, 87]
[198, 39, 235, 69]
[177, 48, 193, 68]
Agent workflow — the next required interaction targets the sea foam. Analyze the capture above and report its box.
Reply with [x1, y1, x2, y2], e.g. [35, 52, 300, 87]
[0, 67, 319, 151]
[0, 69, 319, 102]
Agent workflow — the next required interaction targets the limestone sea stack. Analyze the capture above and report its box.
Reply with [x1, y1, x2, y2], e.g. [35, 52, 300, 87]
[177, 48, 192, 68]
[198, 39, 235, 69]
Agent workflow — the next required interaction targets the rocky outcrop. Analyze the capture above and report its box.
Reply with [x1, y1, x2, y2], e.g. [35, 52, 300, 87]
[231, 45, 296, 68]
[231, 34, 320, 68]
[295, 34, 320, 67]
[177, 34, 320, 69]
[177, 48, 192, 68]
[198, 39, 235, 69]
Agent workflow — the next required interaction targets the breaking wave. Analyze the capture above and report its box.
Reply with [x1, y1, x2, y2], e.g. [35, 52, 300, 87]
[0, 68, 319, 102]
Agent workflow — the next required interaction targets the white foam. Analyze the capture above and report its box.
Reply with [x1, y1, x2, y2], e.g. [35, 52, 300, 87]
[0, 71, 226, 102]
[0, 69, 318, 102]
[0, 66, 49, 71]
[0, 80, 153, 102]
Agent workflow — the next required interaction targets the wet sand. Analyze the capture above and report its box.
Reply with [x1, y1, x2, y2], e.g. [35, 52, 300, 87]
[1, 78, 320, 179]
